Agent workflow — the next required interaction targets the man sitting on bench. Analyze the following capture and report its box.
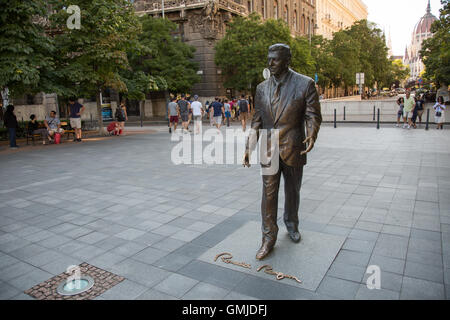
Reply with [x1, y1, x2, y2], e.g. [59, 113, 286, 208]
[28, 114, 49, 144]
[44, 111, 64, 143]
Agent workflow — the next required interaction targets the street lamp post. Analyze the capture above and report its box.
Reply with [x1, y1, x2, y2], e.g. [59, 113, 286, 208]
[162, 0, 164, 18]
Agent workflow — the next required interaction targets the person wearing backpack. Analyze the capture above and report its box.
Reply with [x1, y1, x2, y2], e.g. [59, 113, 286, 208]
[115, 101, 128, 135]
[238, 94, 249, 131]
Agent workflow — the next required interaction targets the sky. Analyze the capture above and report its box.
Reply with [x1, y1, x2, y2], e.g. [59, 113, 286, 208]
[363, 0, 442, 56]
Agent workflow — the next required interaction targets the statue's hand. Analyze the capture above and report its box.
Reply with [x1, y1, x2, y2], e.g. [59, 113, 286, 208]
[243, 151, 251, 168]
[300, 136, 315, 155]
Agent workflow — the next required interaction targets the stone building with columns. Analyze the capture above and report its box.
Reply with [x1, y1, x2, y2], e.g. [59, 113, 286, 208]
[315, 0, 367, 40]
[133, 0, 317, 100]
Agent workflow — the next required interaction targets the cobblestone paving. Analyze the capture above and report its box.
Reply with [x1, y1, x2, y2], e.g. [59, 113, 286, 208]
[24, 262, 124, 300]
[0, 123, 449, 300]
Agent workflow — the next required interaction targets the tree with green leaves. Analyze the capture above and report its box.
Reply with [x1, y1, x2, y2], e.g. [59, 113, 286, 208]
[215, 13, 313, 97]
[420, 0, 450, 86]
[129, 16, 199, 94]
[310, 35, 342, 92]
[381, 59, 410, 89]
[0, 0, 56, 103]
[329, 30, 360, 93]
[330, 20, 390, 94]
[49, 0, 141, 133]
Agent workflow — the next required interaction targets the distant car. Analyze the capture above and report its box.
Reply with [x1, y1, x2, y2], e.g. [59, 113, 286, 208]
[395, 88, 406, 94]
[380, 90, 390, 97]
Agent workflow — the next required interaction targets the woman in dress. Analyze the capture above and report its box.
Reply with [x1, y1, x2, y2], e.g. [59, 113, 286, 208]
[433, 96, 446, 130]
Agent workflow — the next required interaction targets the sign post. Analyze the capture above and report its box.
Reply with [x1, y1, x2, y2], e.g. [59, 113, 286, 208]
[356, 73, 365, 98]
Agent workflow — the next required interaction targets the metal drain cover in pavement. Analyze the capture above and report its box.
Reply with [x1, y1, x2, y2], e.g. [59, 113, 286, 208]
[56, 275, 95, 296]
[25, 263, 125, 300]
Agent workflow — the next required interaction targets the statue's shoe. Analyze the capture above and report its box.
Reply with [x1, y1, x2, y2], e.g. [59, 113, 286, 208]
[255, 240, 275, 260]
[287, 229, 302, 243]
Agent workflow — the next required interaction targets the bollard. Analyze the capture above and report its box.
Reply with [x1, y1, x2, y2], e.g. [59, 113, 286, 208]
[343, 106, 346, 121]
[334, 109, 337, 128]
[377, 108, 380, 129]
[425, 108, 430, 131]
[373, 106, 376, 121]
[140, 103, 143, 128]
[90, 114, 93, 129]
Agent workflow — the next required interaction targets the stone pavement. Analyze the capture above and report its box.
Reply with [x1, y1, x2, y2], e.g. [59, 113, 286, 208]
[0, 123, 449, 300]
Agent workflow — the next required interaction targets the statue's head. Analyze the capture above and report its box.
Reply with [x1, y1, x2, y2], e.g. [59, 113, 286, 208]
[267, 44, 291, 77]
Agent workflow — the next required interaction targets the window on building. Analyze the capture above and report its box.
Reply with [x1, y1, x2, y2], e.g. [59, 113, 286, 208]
[248, 1, 252, 12]
[284, 5, 288, 24]
[261, 0, 265, 18]
[307, 17, 310, 36]
[274, 0, 278, 19]
[294, 10, 298, 31]
[301, 14, 305, 33]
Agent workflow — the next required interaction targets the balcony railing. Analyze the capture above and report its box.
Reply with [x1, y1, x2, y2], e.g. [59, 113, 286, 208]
[134, 0, 247, 16]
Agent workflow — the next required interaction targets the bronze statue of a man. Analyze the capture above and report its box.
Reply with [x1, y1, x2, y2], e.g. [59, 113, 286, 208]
[243, 43, 322, 260]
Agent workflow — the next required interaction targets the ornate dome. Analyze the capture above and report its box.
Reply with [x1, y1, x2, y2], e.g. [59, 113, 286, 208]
[413, 0, 437, 36]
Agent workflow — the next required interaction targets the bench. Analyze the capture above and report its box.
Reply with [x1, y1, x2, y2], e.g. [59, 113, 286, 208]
[26, 132, 42, 145]
[26, 123, 45, 145]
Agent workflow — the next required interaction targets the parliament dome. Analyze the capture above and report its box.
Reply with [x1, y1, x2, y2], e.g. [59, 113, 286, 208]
[413, 0, 437, 36]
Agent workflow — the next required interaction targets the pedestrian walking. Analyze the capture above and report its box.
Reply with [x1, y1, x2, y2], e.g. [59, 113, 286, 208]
[232, 97, 238, 120]
[248, 95, 253, 113]
[191, 95, 204, 135]
[68, 97, 85, 142]
[211, 97, 224, 131]
[3, 105, 19, 149]
[187, 95, 193, 131]
[224, 99, 231, 127]
[238, 94, 249, 131]
[433, 96, 446, 130]
[402, 91, 415, 129]
[208, 101, 215, 127]
[168, 97, 180, 133]
[177, 94, 191, 133]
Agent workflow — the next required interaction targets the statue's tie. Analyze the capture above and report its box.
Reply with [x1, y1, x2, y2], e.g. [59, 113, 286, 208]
[271, 82, 281, 116]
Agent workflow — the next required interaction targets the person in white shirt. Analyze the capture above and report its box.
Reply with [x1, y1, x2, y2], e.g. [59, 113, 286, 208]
[191, 95, 204, 134]
[433, 96, 446, 130]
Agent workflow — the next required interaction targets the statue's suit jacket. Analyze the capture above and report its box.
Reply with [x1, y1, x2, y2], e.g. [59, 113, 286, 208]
[247, 69, 322, 168]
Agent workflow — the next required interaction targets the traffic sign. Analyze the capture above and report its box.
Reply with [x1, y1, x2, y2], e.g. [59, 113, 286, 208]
[356, 73, 365, 85]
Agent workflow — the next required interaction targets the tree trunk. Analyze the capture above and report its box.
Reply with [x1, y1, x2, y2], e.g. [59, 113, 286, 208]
[96, 89, 104, 135]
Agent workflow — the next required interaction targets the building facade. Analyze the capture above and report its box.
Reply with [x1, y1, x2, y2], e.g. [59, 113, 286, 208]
[133, 0, 316, 99]
[403, 1, 437, 81]
[315, 0, 367, 40]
